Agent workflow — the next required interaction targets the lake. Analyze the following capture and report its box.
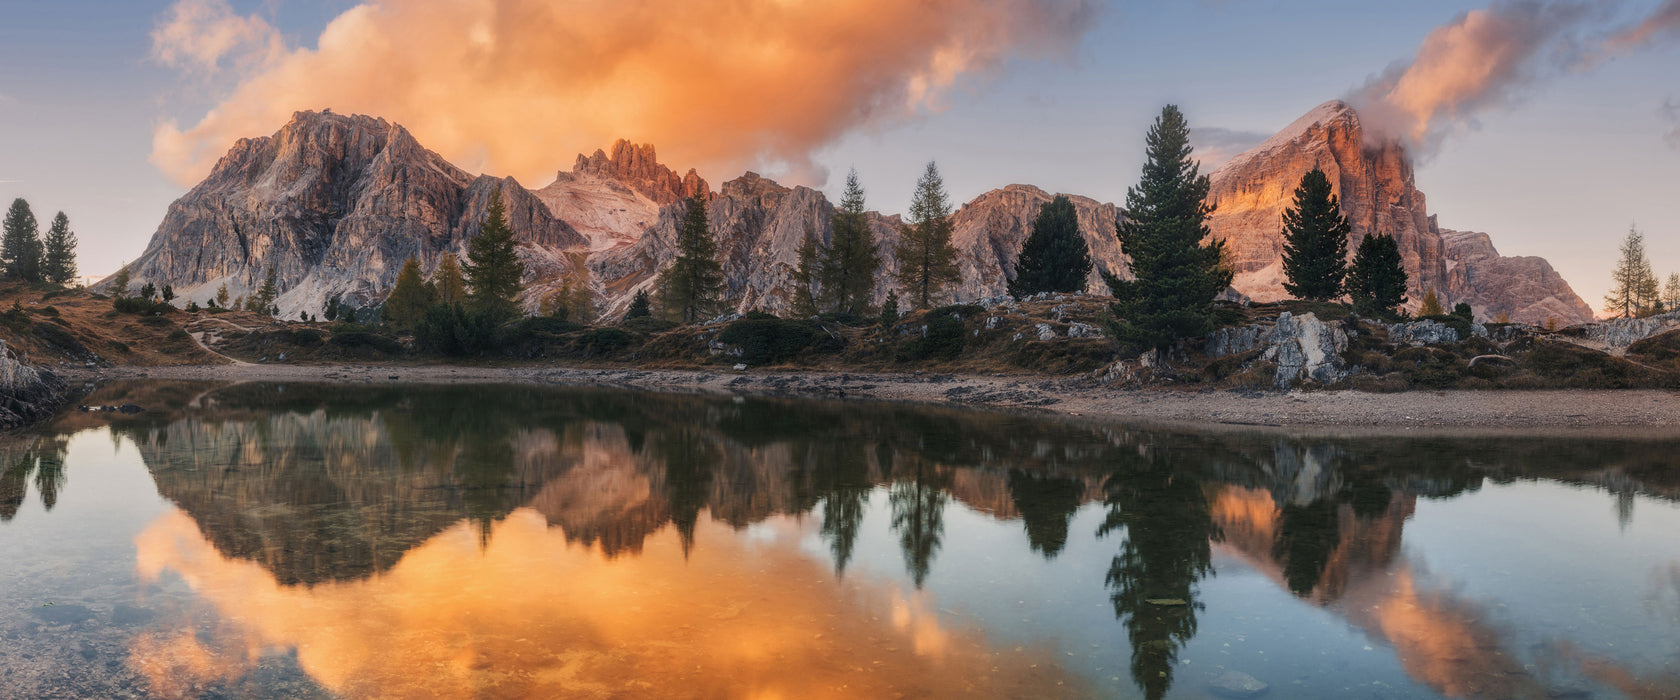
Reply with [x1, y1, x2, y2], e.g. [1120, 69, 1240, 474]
[1, 381, 1677, 699]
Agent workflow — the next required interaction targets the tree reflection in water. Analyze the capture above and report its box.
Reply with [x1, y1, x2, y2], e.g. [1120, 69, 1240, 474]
[0, 436, 67, 520]
[1098, 451, 1218, 700]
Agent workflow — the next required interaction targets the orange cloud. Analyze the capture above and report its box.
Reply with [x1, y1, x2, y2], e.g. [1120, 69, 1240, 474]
[149, 0, 1099, 189]
[133, 507, 1086, 699]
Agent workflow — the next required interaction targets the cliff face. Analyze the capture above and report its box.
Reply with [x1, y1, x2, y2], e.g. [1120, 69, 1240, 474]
[117, 111, 586, 318]
[531, 140, 710, 253]
[1205, 100, 1593, 325]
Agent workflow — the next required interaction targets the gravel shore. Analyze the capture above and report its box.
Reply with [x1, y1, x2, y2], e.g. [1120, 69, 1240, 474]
[59, 363, 1680, 437]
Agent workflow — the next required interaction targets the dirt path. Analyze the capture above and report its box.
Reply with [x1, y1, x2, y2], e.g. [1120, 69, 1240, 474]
[58, 363, 1680, 437]
[186, 331, 249, 366]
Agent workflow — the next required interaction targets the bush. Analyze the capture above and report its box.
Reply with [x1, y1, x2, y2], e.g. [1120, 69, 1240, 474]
[331, 331, 404, 356]
[290, 328, 324, 345]
[166, 329, 191, 342]
[577, 328, 638, 356]
[113, 296, 172, 314]
[36, 306, 58, 317]
[621, 316, 679, 334]
[0, 307, 28, 332]
[31, 322, 85, 355]
[897, 316, 966, 362]
[108, 339, 131, 353]
[716, 317, 818, 365]
[140, 315, 172, 327]
[415, 304, 498, 357]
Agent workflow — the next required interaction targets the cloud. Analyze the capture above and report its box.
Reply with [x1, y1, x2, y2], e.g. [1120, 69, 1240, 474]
[1190, 126, 1270, 169]
[150, 0, 284, 74]
[149, 0, 1101, 188]
[1349, 1, 1605, 154]
[1606, 0, 1680, 50]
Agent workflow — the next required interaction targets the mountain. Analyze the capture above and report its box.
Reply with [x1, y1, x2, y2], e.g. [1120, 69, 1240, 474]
[112, 111, 586, 318]
[122, 104, 1590, 326]
[1205, 100, 1592, 325]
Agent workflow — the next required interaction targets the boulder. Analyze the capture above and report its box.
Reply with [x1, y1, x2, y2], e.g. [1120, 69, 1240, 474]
[1386, 320, 1460, 346]
[1208, 670, 1269, 698]
[1206, 312, 1349, 388]
[0, 341, 67, 429]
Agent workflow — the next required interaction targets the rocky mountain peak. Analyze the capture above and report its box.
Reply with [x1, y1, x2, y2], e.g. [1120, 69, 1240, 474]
[566, 139, 709, 205]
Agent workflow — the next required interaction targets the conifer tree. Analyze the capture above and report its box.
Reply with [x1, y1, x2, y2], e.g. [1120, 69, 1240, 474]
[215, 283, 230, 308]
[1103, 106, 1232, 351]
[657, 195, 725, 324]
[249, 265, 280, 313]
[1605, 226, 1660, 318]
[1346, 234, 1408, 320]
[383, 257, 434, 327]
[1417, 288, 1444, 317]
[879, 290, 900, 326]
[2, 199, 41, 282]
[41, 212, 77, 285]
[140, 282, 157, 301]
[109, 263, 133, 298]
[827, 169, 881, 315]
[1008, 194, 1091, 299]
[792, 225, 824, 317]
[1664, 273, 1680, 313]
[433, 254, 468, 307]
[464, 186, 526, 321]
[624, 288, 653, 321]
[894, 162, 961, 309]
[1279, 169, 1350, 301]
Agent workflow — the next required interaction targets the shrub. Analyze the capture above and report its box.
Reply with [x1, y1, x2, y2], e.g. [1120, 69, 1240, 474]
[113, 296, 172, 314]
[108, 339, 131, 353]
[621, 316, 679, 334]
[577, 328, 638, 355]
[31, 322, 85, 355]
[897, 315, 966, 362]
[140, 315, 172, 327]
[290, 328, 324, 345]
[415, 304, 498, 356]
[166, 329, 191, 342]
[0, 307, 28, 332]
[717, 317, 818, 365]
[331, 331, 404, 355]
[36, 306, 58, 317]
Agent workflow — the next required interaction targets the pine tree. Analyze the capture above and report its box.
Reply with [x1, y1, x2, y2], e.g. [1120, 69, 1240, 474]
[109, 263, 133, 298]
[464, 186, 527, 321]
[1008, 194, 1091, 299]
[161, 285, 175, 304]
[1346, 234, 1408, 320]
[1103, 106, 1232, 351]
[1279, 169, 1351, 301]
[433, 254, 468, 307]
[792, 224, 824, 317]
[828, 169, 881, 315]
[879, 290, 900, 326]
[140, 282, 157, 301]
[1605, 226, 1661, 318]
[894, 162, 961, 309]
[657, 195, 725, 324]
[41, 212, 77, 285]
[1664, 273, 1680, 312]
[624, 288, 653, 321]
[249, 265, 280, 313]
[1417, 288, 1444, 317]
[383, 257, 434, 328]
[2, 199, 41, 282]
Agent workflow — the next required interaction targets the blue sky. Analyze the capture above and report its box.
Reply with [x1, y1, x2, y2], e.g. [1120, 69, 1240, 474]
[0, 0, 1675, 311]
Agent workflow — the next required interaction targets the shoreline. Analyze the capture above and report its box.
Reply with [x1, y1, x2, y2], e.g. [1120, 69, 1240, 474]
[56, 363, 1680, 438]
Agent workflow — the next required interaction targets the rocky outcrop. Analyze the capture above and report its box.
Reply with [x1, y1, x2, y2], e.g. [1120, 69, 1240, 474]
[1205, 101, 1593, 327]
[532, 140, 711, 253]
[1440, 230, 1595, 326]
[1575, 310, 1680, 352]
[0, 341, 66, 429]
[1206, 312, 1350, 388]
[114, 111, 587, 318]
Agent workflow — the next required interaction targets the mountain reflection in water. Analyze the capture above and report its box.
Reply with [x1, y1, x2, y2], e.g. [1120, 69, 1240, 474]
[1, 381, 1678, 699]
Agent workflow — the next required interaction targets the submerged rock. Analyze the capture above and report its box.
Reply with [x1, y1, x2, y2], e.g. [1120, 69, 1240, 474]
[1208, 670, 1269, 698]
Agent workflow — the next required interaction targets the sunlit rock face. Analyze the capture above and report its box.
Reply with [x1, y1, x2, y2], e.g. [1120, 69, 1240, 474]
[1205, 100, 1593, 326]
[948, 185, 1128, 299]
[115, 111, 586, 318]
[532, 140, 710, 253]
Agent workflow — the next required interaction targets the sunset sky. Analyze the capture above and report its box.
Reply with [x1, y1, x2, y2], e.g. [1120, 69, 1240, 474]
[1, 0, 1676, 313]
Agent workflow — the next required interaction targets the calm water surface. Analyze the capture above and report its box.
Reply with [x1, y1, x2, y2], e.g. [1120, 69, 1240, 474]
[1, 381, 1677, 699]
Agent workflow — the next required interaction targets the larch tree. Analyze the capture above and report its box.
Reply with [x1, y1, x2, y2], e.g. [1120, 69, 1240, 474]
[1008, 194, 1091, 299]
[1417, 288, 1444, 317]
[1346, 234, 1408, 320]
[433, 254, 468, 307]
[383, 256, 434, 327]
[1103, 105, 1232, 352]
[657, 195, 725, 324]
[893, 162, 961, 309]
[1605, 226, 1661, 318]
[109, 263, 133, 298]
[41, 212, 77, 285]
[792, 224, 824, 317]
[2, 198, 41, 282]
[1279, 169, 1350, 301]
[464, 186, 527, 321]
[1664, 273, 1680, 312]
